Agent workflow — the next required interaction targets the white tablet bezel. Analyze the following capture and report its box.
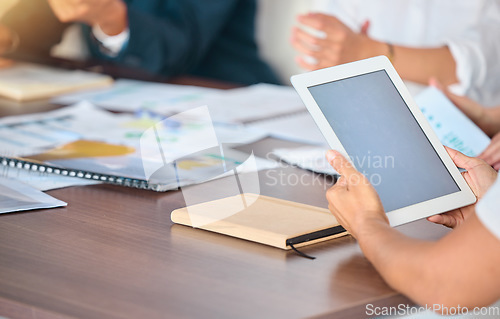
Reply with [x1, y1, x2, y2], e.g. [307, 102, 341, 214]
[291, 56, 476, 227]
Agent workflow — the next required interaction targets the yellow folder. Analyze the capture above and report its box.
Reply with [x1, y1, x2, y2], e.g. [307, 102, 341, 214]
[171, 193, 348, 250]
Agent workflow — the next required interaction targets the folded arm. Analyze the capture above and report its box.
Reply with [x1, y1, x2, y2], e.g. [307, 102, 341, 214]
[292, 13, 458, 86]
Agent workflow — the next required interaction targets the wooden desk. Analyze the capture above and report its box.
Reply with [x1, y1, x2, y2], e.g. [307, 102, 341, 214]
[0, 73, 450, 319]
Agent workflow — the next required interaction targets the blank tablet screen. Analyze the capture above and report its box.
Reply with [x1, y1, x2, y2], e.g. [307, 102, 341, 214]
[308, 70, 459, 212]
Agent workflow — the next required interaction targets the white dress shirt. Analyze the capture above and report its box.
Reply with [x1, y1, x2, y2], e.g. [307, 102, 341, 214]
[92, 24, 130, 57]
[314, 0, 500, 107]
[477, 176, 500, 241]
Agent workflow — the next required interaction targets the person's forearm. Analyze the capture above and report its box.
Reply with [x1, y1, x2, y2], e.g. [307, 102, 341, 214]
[357, 219, 437, 305]
[394, 46, 458, 86]
[366, 40, 458, 86]
[483, 107, 500, 137]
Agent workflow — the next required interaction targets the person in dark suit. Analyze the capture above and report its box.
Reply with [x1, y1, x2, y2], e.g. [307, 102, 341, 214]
[0, 0, 280, 85]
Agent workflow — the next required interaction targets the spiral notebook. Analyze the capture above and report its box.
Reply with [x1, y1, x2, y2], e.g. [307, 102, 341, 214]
[0, 102, 275, 191]
[3, 143, 276, 192]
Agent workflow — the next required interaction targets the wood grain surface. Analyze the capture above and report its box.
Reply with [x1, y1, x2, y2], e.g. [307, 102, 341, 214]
[0, 138, 451, 319]
[0, 72, 451, 318]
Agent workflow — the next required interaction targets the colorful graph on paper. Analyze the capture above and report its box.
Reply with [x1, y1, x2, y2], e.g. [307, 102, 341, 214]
[415, 87, 490, 157]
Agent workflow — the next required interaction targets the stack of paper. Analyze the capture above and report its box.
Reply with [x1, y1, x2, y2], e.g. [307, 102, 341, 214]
[273, 147, 335, 175]
[54, 80, 306, 124]
[0, 62, 113, 101]
[247, 112, 327, 145]
[189, 84, 306, 123]
[0, 166, 99, 191]
[53, 79, 219, 113]
[0, 102, 274, 191]
[414, 87, 490, 157]
[0, 177, 66, 214]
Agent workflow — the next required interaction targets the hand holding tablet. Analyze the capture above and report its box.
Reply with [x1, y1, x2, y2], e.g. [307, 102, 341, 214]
[291, 56, 476, 227]
[324, 149, 388, 238]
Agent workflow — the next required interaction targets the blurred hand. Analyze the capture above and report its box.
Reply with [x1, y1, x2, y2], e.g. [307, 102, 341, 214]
[430, 78, 500, 137]
[427, 147, 497, 228]
[0, 25, 15, 54]
[47, 0, 128, 35]
[291, 13, 384, 70]
[325, 150, 388, 238]
[479, 132, 500, 170]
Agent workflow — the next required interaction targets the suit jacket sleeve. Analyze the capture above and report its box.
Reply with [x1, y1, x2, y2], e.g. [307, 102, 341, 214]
[87, 0, 241, 77]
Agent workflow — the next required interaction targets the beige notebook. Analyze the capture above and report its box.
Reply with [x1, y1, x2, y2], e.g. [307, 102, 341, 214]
[0, 62, 113, 101]
[171, 193, 348, 250]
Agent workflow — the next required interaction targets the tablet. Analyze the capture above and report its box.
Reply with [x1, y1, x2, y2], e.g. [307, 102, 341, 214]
[291, 56, 476, 227]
